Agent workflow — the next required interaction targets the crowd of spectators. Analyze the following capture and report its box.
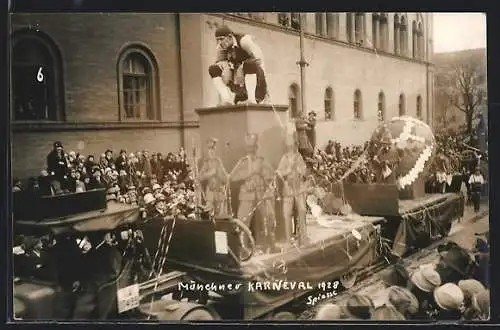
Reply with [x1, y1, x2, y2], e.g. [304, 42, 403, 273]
[314, 237, 490, 321]
[13, 141, 199, 219]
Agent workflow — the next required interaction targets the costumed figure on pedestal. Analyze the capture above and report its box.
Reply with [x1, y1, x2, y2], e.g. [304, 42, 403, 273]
[198, 138, 229, 217]
[230, 133, 277, 254]
[276, 131, 309, 246]
[208, 25, 268, 105]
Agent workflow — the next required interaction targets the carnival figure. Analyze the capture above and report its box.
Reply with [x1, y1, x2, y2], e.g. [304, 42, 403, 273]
[276, 131, 309, 246]
[230, 133, 277, 253]
[198, 138, 230, 217]
[208, 25, 268, 105]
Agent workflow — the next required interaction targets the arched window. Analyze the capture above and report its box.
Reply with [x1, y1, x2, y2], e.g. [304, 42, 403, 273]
[289, 83, 300, 118]
[355, 13, 365, 45]
[12, 30, 64, 121]
[379, 14, 389, 51]
[416, 95, 423, 119]
[412, 21, 418, 58]
[393, 14, 400, 54]
[118, 46, 159, 120]
[354, 89, 362, 119]
[417, 21, 424, 59]
[290, 13, 301, 30]
[399, 15, 408, 56]
[324, 87, 334, 120]
[346, 13, 354, 43]
[278, 13, 291, 27]
[378, 92, 385, 121]
[399, 93, 406, 116]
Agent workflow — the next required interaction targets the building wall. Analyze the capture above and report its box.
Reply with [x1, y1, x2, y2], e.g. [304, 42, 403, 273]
[11, 13, 188, 178]
[10, 12, 433, 178]
[197, 13, 432, 146]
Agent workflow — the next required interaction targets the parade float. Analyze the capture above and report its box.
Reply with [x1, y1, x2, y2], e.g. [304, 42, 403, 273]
[11, 13, 464, 320]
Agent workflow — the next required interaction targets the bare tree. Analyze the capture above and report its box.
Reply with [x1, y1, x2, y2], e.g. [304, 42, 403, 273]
[449, 61, 486, 138]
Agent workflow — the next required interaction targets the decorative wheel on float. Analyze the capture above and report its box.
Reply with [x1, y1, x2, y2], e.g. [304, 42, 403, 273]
[230, 217, 256, 262]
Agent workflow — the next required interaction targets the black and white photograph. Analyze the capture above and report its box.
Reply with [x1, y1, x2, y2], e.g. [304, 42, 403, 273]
[9, 11, 489, 322]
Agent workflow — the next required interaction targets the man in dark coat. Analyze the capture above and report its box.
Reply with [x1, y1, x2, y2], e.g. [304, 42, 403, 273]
[306, 111, 317, 150]
[46, 141, 68, 187]
[115, 149, 128, 173]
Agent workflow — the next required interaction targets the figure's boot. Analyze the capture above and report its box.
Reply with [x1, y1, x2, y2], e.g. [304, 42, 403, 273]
[244, 74, 257, 104]
[212, 77, 233, 105]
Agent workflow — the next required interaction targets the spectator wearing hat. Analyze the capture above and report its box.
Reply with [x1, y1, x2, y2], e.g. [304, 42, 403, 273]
[458, 279, 486, 320]
[115, 150, 128, 173]
[472, 289, 489, 320]
[208, 25, 268, 105]
[380, 263, 410, 288]
[341, 294, 375, 320]
[105, 149, 114, 168]
[468, 167, 485, 212]
[306, 111, 317, 150]
[435, 242, 476, 284]
[408, 266, 442, 319]
[472, 233, 489, 288]
[314, 303, 344, 320]
[433, 283, 465, 319]
[88, 167, 106, 190]
[386, 286, 419, 318]
[371, 304, 406, 320]
[47, 141, 69, 187]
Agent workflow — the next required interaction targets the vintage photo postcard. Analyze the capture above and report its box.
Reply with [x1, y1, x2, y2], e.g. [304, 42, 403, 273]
[9, 11, 489, 322]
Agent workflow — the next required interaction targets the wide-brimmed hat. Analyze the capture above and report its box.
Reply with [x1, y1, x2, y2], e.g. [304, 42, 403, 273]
[410, 267, 441, 293]
[458, 279, 486, 301]
[342, 294, 374, 320]
[386, 286, 419, 315]
[53, 141, 63, 148]
[379, 263, 410, 287]
[437, 242, 476, 277]
[371, 305, 406, 320]
[472, 289, 490, 319]
[433, 283, 465, 311]
[314, 303, 343, 320]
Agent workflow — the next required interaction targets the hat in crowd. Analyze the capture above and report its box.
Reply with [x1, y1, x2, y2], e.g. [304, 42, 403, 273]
[343, 294, 374, 320]
[410, 267, 441, 293]
[437, 242, 475, 277]
[129, 153, 135, 158]
[379, 264, 410, 287]
[472, 289, 490, 319]
[433, 283, 464, 311]
[53, 141, 63, 149]
[215, 25, 233, 38]
[386, 286, 419, 315]
[128, 185, 136, 191]
[120, 149, 127, 155]
[152, 183, 161, 191]
[458, 279, 486, 301]
[314, 303, 343, 320]
[371, 305, 406, 320]
[155, 194, 166, 202]
[308, 111, 317, 117]
[142, 187, 151, 195]
[143, 193, 156, 205]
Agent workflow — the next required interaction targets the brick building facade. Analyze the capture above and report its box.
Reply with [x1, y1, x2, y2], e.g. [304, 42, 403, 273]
[10, 13, 434, 179]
